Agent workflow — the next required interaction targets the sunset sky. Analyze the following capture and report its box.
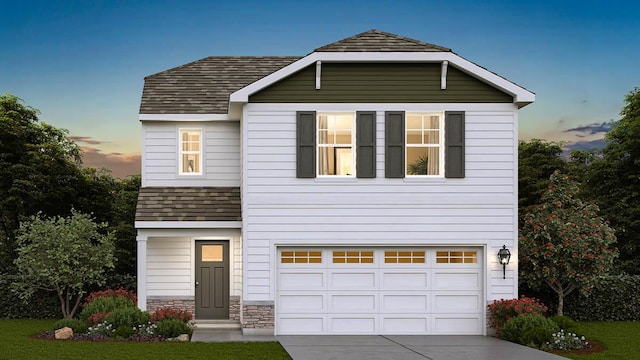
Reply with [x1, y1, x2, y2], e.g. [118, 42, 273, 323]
[2, 0, 639, 177]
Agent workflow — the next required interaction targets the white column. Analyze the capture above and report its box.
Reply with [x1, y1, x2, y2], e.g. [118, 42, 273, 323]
[137, 234, 148, 311]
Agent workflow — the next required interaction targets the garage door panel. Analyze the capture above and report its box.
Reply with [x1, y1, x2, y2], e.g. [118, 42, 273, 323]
[381, 293, 429, 313]
[279, 316, 325, 334]
[381, 271, 429, 290]
[434, 294, 481, 313]
[329, 271, 376, 289]
[277, 247, 484, 335]
[381, 316, 428, 334]
[278, 294, 325, 313]
[278, 271, 326, 290]
[433, 316, 482, 335]
[433, 271, 481, 291]
[329, 293, 377, 313]
[329, 316, 376, 334]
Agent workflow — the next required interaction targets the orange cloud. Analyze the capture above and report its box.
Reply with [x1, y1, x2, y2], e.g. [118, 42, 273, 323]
[80, 146, 141, 179]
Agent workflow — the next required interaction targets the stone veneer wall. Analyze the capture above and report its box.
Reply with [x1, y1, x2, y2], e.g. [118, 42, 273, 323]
[229, 296, 241, 321]
[147, 296, 196, 316]
[242, 301, 274, 332]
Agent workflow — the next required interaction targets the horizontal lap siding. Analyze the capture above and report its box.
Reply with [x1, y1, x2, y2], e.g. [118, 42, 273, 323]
[147, 237, 191, 296]
[243, 105, 517, 300]
[249, 64, 513, 103]
[143, 121, 240, 187]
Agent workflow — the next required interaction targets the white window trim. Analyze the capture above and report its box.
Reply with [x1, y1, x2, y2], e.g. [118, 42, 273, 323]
[405, 112, 445, 177]
[178, 128, 203, 176]
[316, 112, 356, 178]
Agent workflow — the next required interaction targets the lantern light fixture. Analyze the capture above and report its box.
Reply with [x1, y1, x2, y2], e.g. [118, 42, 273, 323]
[497, 245, 511, 279]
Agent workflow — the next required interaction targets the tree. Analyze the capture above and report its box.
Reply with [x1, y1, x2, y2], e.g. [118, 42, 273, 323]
[584, 87, 640, 273]
[0, 94, 83, 269]
[518, 139, 566, 214]
[519, 171, 617, 316]
[13, 211, 115, 318]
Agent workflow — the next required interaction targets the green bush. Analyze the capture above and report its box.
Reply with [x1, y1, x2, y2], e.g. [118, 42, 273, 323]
[80, 289, 137, 324]
[487, 297, 548, 336]
[113, 325, 135, 339]
[564, 275, 640, 321]
[502, 314, 559, 345]
[521, 326, 554, 348]
[550, 315, 577, 332]
[52, 318, 88, 334]
[155, 319, 192, 338]
[103, 307, 150, 330]
[0, 274, 59, 319]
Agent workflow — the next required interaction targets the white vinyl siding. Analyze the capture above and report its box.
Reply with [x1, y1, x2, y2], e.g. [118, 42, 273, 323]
[242, 103, 518, 304]
[147, 237, 191, 297]
[142, 121, 240, 187]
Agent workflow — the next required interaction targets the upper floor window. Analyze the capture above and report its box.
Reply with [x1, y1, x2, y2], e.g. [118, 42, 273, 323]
[405, 112, 443, 176]
[317, 113, 355, 176]
[179, 129, 202, 175]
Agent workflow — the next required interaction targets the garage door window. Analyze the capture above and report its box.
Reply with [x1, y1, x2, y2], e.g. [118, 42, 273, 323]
[384, 251, 425, 263]
[436, 251, 477, 264]
[281, 251, 322, 264]
[333, 251, 374, 264]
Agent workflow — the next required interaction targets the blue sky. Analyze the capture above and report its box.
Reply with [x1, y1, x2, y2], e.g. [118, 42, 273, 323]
[2, 0, 639, 177]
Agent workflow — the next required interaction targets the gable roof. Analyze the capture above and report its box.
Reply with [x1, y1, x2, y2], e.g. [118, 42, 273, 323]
[140, 56, 300, 114]
[135, 187, 241, 222]
[314, 29, 450, 52]
[140, 30, 534, 115]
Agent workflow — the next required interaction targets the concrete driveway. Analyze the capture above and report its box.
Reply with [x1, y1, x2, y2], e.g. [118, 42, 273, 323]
[278, 335, 567, 360]
[192, 330, 567, 360]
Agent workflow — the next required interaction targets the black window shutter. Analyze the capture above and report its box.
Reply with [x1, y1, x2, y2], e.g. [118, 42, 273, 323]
[385, 111, 405, 178]
[356, 111, 376, 178]
[445, 111, 465, 178]
[296, 111, 316, 178]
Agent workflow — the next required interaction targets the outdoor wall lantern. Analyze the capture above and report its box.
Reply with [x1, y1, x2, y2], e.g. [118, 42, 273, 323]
[498, 245, 511, 279]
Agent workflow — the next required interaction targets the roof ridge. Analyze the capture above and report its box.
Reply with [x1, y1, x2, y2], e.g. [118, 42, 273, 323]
[313, 29, 450, 52]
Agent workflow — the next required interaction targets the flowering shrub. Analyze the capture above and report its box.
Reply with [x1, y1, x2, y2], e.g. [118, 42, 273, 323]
[151, 308, 193, 323]
[80, 289, 137, 325]
[83, 289, 137, 306]
[542, 330, 588, 351]
[488, 297, 548, 336]
[87, 322, 115, 337]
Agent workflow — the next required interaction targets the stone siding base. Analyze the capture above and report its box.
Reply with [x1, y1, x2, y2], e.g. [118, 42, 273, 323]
[230, 296, 241, 321]
[242, 301, 274, 335]
[147, 297, 196, 316]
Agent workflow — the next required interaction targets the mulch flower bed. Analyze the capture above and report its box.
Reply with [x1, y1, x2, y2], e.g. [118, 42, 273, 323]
[548, 339, 607, 356]
[34, 331, 166, 342]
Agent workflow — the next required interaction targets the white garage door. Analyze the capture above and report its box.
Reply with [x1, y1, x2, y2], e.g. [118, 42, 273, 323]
[276, 247, 483, 335]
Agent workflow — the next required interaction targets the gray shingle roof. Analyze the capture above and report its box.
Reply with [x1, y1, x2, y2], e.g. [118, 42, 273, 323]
[314, 29, 451, 52]
[140, 56, 301, 114]
[139, 30, 452, 114]
[135, 187, 241, 222]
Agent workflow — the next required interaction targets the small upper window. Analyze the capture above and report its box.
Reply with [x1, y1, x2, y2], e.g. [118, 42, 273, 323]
[406, 113, 443, 176]
[317, 113, 355, 176]
[179, 129, 202, 175]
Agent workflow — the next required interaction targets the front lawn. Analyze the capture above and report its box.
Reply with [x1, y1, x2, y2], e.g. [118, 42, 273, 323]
[560, 321, 640, 360]
[1, 319, 291, 360]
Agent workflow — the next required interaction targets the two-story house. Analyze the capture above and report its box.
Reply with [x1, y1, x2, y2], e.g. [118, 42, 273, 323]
[135, 30, 534, 336]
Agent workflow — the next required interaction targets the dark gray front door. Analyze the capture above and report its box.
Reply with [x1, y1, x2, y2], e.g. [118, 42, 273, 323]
[195, 241, 229, 319]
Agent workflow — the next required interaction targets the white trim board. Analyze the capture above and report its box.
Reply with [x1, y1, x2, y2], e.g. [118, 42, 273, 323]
[135, 221, 242, 229]
[230, 52, 535, 106]
[139, 114, 236, 121]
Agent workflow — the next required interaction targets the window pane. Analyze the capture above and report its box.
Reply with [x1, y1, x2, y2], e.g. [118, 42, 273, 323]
[407, 129, 422, 145]
[318, 146, 334, 175]
[182, 154, 200, 173]
[406, 115, 422, 129]
[424, 130, 439, 144]
[428, 116, 440, 129]
[317, 113, 354, 177]
[335, 148, 353, 175]
[202, 245, 223, 262]
[407, 147, 429, 175]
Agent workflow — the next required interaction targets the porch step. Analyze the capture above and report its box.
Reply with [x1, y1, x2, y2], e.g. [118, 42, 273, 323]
[192, 320, 241, 330]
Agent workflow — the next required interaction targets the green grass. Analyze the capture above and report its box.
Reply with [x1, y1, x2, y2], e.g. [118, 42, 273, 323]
[560, 321, 640, 360]
[0, 319, 291, 360]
